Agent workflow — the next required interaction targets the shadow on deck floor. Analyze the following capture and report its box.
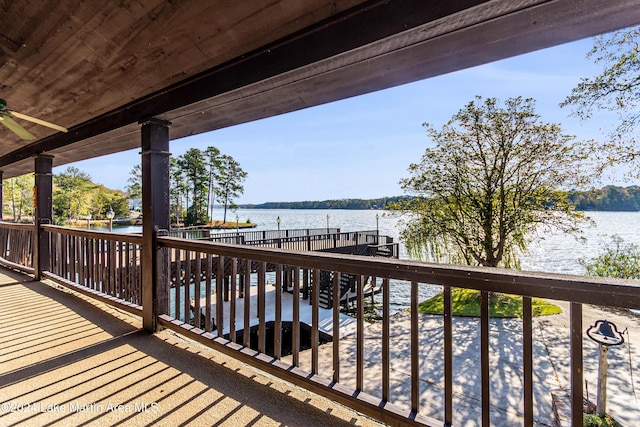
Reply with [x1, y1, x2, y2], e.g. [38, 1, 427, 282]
[0, 267, 382, 426]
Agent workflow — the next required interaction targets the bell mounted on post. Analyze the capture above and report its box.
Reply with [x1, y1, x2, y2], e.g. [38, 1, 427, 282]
[587, 319, 624, 346]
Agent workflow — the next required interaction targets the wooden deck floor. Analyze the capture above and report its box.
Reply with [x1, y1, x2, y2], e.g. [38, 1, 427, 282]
[0, 267, 382, 426]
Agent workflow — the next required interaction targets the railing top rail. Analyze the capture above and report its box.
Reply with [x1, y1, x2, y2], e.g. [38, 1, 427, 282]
[158, 235, 640, 309]
[41, 224, 143, 244]
[0, 221, 35, 231]
[171, 227, 342, 239]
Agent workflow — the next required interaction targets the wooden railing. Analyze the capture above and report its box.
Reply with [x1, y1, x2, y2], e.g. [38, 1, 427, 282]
[170, 226, 341, 241]
[0, 221, 34, 274]
[171, 227, 399, 257]
[41, 225, 143, 315]
[1, 221, 638, 426]
[155, 236, 640, 427]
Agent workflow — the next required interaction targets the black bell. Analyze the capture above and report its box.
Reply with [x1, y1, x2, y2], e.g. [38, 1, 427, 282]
[586, 319, 624, 346]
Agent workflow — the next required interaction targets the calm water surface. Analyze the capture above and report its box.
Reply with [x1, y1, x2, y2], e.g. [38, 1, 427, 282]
[108, 209, 638, 312]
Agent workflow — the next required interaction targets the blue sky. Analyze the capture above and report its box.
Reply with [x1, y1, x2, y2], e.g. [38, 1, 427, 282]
[61, 37, 622, 204]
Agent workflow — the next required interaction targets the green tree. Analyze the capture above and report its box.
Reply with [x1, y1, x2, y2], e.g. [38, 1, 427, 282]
[3, 174, 34, 222]
[214, 155, 248, 223]
[92, 186, 129, 219]
[393, 96, 590, 268]
[126, 164, 142, 199]
[205, 146, 222, 221]
[561, 26, 640, 177]
[169, 157, 187, 225]
[579, 235, 640, 279]
[53, 167, 94, 221]
[177, 148, 209, 226]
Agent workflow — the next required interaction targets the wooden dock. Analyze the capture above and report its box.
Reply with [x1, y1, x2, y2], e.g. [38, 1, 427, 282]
[195, 284, 359, 340]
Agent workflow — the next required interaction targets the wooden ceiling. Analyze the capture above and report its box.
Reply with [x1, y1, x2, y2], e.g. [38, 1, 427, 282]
[1, 0, 639, 178]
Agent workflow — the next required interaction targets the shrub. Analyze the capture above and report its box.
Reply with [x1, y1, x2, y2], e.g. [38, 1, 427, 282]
[579, 235, 640, 279]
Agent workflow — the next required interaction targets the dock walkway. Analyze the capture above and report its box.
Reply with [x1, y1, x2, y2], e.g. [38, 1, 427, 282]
[198, 284, 359, 338]
[0, 267, 381, 426]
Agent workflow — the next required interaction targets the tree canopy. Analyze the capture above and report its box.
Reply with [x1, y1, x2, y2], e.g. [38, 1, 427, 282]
[561, 26, 640, 177]
[133, 146, 247, 226]
[214, 155, 248, 223]
[52, 167, 129, 224]
[392, 96, 591, 268]
[2, 174, 34, 222]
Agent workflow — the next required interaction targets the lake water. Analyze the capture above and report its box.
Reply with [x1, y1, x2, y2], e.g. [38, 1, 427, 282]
[107, 209, 636, 312]
[217, 209, 636, 275]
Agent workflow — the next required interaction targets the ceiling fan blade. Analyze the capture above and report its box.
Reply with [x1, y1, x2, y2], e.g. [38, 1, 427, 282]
[0, 116, 36, 140]
[11, 111, 68, 133]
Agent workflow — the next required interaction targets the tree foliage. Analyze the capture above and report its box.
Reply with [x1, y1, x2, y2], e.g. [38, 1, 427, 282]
[177, 148, 209, 225]
[579, 235, 640, 279]
[125, 164, 142, 199]
[561, 26, 640, 177]
[53, 167, 128, 224]
[568, 185, 640, 211]
[393, 96, 590, 268]
[131, 146, 247, 226]
[214, 155, 248, 223]
[53, 167, 95, 221]
[2, 174, 34, 221]
[242, 196, 410, 210]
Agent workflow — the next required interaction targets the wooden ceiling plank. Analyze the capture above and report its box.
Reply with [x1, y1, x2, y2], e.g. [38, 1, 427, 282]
[1, 0, 640, 177]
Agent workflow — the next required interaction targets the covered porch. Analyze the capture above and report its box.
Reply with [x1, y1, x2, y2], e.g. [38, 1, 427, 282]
[2, 2, 640, 426]
[0, 267, 379, 426]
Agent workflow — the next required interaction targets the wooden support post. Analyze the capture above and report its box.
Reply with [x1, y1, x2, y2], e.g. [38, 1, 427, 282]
[597, 345, 609, 417]
[141, 118, 171, 332]
[33, 155, 53, 280]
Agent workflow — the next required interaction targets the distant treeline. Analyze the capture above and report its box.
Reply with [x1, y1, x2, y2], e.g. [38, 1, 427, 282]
[241, 186, 640, 211]
[567, 185, 640, 211]
[240, 196, 410, 210]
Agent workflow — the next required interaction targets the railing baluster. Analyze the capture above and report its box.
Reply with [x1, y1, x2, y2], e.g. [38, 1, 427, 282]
[243, 259, 251, 347]
[61, 234, 67, 280]
[444, 285, 453, 426]
[133, 241, 139, 304]
[523, 296, 533, 427]
[411, 281, 419, 415]
[571, 302, 583, 427]
[382, 277, 389, 402]
[357, 275, 364, 391]
[175, 249, 182, 321]
[481, 290, 490, 426]
[89, 236, 95, 289]
[311, 268, 319, 374]
[70, 234, 76, 283]
[258, 261, 266, 353]
[293, 266, 300, 367]
[274, 263, 282, 359]
[85, 236, 90, 287]
[194, 251, 202, 329]
[118, 240, 124, 297]
[101, 238, 106, 290]
[205, 253, 213, 332]
[333, 271, 341, 383]
[124, 242, 131, 301]
[229, 257, 237, 342]
[76, 235, 83, 285]
[184, 250, 191, 324]
[216, 255, 224, 337]
[109, 239, 116, 296]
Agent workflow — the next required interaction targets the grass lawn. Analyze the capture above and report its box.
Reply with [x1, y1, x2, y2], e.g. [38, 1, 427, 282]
[418, 288, 562, 318]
